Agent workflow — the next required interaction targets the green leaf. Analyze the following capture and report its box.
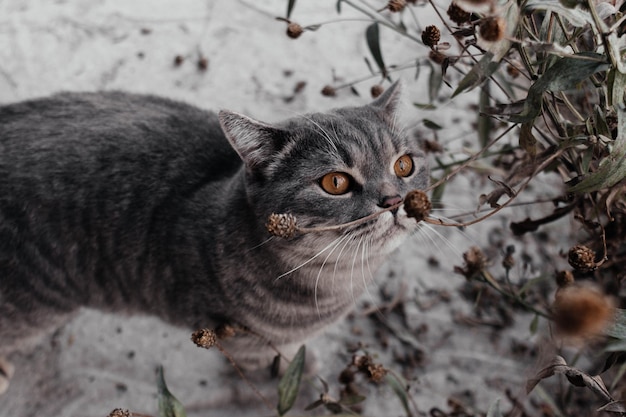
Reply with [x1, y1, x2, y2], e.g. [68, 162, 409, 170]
[336, 0, 342, 13]
[529, 314, 539, 335]
[524, 0, 595, 27]
[286, 0, 297, 19]
[452, 52, 501, 97]
[413, 102, 437, 110]
[385, 373, 412, 417]
[510, 54, 609, 123]
[366, 23, 386, 76]
[569, 107, 626, 193]
[422, 119, 442, 130]
[605, 309, 626, 340]
[428, 61, 443, 103]
[156, 365, 187, 417]
[277, 345, 306, 416]
[608, 68, 626, 107]
[486, 398, 504, 417]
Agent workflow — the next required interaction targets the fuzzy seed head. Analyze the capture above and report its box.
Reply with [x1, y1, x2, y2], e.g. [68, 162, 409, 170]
[568, 244, 596, 272]
[286, 22, 304, 39]
[454, 246, 487, 279]
[191, 328, 217, 349]
[321, 85, 337, 97]
[421, 25, 441, 48]
[447, 2, 472, 25]
[266, 213, 298, 238]
[479, 16, 506, 42]
[553, 285, 615, 337]
[404, 190, 432, 222]
[370, 84, 385, 98]
[387, 0, 407, 12]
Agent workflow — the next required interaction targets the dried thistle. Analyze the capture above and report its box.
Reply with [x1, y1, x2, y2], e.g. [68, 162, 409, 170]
[552, 285, 615, 337]
[404, 189, 432, 222]
[568, 244, 596, 272]
[447, 2, 472, 25]
[266, 213, 298, 238]
[479, 16, 505, 42]
[191, 328, 218, 349]
[370, 84, 384, 98]
[352, 354, 387, 382]
[421, 25, 441, 48]
[286, 22, 304, 39]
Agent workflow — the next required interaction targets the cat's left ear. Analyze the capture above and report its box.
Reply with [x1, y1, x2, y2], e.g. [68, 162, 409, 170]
[219, 110, 288, 169]
[370, 80, 402, 121]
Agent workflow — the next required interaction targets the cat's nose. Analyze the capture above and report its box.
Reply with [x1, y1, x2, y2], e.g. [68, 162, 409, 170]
[378, 194, 403, 214]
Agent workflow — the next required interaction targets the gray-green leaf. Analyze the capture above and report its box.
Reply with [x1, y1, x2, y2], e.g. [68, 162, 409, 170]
[277, 345, 306, 416]
[156, 365, 187, 417]
[366, 23, 386, 76]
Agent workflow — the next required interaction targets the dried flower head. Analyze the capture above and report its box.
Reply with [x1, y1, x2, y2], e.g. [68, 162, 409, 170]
[421, 25, 441, 48]
[352, 354, 387, 382]
[479, 16, 506, 42]
[404, 190, 432, 222]
[506, 63, 520, 78]
[108, 409, 131, 417]
[173, 55, 184, 67]
[191, 328, 217, 349]
[552, 285, 615, 337]
[197, 56, 209, 71]
[568, 244, 596, 272]
[454, 246, 487, 279]
[286, 22, 304, 39]
[370, 84, 384, 98]
[266, 213, 298, 238]
[555, 270, 575, 288]
[386, 0, 407, 12]
[447, 2, 472, 25]
[321, 85, 337, 97]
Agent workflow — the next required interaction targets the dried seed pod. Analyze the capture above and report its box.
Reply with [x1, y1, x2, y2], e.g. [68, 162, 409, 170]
[506, 63, 520, 78]
[386, 0, 407, 12]
[286, 22, 303, 39]
[197, 56, 209, 71]
[421, 25, 441, 48]
[266, 213, 298, 238]
[454, 246, 487, 279]
[404, 190, 432, 222]
[479, 16, 505, 42]
[370, 84, 384, 98]
[553, 285, 615, 337]
[173, 55, 184, 67]
[366, 363, 387, 382]
[568, 244, 596, 272]
[191, 328, 217, 349]
[555, 270, 575, 288]
[321, 85, 337, 97]
[447, 2, 472, 25]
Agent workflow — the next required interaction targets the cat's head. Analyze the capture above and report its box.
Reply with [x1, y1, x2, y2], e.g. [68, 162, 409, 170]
[219, 82, 428, 258]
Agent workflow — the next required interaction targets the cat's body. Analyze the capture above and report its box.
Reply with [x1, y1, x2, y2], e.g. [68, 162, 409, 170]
[0, 83, 428, 393]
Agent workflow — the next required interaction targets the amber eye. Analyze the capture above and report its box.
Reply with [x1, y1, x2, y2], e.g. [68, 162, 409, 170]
[394, 154, 414, 177]
[320, 172, 352, 195]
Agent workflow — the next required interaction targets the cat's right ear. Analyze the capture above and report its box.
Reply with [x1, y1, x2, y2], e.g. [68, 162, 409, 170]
[218, 110, 287, 169]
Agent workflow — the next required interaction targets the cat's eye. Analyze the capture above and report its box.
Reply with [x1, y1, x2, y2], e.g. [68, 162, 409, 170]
[320, 172, 352, 195]
[394, 154, 414, 178]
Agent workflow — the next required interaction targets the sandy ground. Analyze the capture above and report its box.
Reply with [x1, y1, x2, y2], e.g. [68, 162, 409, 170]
[0, 1, 574, 416]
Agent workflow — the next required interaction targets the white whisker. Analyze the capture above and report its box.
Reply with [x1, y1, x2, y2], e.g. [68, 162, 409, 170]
[275, 235, 343, 281]
[314, 233, 352, 318]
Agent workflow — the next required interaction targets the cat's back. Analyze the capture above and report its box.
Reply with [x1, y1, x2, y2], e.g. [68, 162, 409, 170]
[0, 91, 241, 194]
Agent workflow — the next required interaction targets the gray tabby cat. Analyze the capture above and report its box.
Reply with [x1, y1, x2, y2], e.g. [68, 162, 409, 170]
[0, 82, 428, 394]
